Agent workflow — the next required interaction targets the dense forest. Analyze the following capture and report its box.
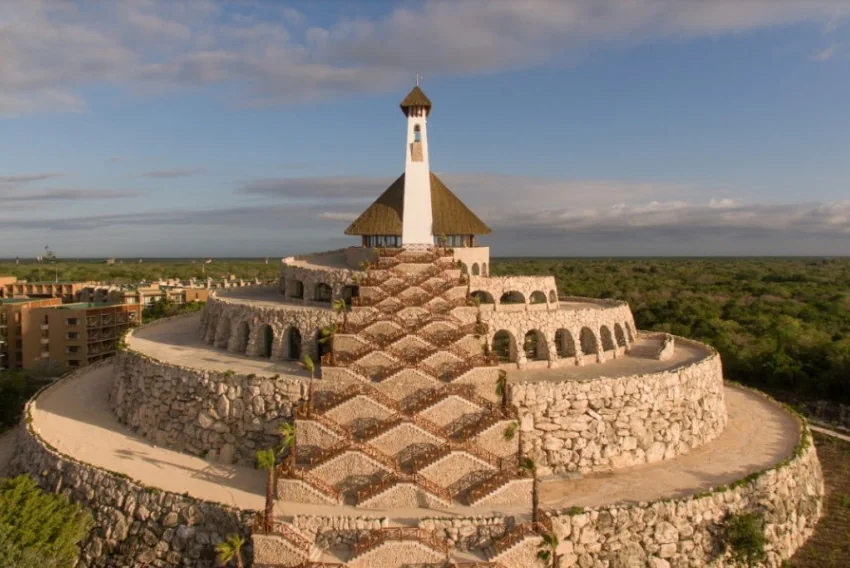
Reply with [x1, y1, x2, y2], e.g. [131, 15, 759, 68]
[0, 259, 279, 285]
[492, 258, 850, 405]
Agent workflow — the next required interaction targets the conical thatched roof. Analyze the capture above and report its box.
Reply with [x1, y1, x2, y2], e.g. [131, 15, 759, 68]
[400, 86, 432, 115]
[345, 173, 491, 236]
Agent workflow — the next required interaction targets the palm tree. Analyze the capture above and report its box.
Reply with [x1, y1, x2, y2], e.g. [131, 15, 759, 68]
[519, 457, 539, 524]
[301, 354, 316, 409]
[319, 325, 336, 364]
[332, 298, 348, 329]
[255, 449, 277, 532]
[537, 531, 559, 568]
[496, 369, 509, 411]
[215, 533, 246, 568]
[278, 422, 296, 461]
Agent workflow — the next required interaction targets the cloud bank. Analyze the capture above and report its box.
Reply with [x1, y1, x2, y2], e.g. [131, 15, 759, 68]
[1, 0, 846, 115]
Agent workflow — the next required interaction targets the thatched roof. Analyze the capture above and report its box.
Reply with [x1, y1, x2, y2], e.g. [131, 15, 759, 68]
[345, 173, 491, 236]
[400, 86, 432, 115]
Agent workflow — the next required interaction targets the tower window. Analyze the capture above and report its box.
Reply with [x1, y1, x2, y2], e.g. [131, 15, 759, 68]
[414, 125, 421, 142]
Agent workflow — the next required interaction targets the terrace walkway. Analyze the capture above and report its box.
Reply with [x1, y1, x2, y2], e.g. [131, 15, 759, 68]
[26, 362, 799, 518]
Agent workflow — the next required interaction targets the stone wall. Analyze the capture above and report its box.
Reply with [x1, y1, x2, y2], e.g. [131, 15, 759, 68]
[200, 293, 337, 360]
[469, 275, 558, 308]
[11, 369, 254, 568]
[510, 339, 727, 474]
[111, 349, 307, 464]
[545, 417, 823, 568]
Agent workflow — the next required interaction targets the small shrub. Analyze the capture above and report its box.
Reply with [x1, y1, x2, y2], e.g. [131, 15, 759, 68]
[565, 506, 584, 515]
[724, 512, 767, 565]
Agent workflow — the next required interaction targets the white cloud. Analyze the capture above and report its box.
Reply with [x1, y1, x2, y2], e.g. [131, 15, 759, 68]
[1, 0, 847, 115]
[811, 46, 836, 61]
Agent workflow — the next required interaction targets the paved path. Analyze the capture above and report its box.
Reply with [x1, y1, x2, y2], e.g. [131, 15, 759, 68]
[130, 314, 308, 377]
[0, 427, 18, 478]
[29, 362, 800, 519]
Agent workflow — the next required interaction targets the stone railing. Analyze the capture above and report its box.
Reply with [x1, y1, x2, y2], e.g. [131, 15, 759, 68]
[11, 364, 253, 568]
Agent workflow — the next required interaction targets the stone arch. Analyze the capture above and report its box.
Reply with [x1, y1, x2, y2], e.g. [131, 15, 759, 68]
[289, 280, 304, 300]
[471, 263, 480, 276]
[235, 321, 251, 354]
[341, 284, 360, 305]
[499, 291, 525, 305]
[214, 317, 232, 348]
[600, 326, 615, 351]
[460, 263, 469, 276]
[549, 290, 557, 304]
[481, 262, 487, 276]
[614, 323, 627, 348]
[579, 327, 598, 356]
[523, 329, 548, 361]
[258, 324, 274, 358]
[470, 290, 495, 304]
[555, 328, 576, 358]
[529, 291, 547, 304]
[491, 330, 517, 363]
[286, 327, 302, 361]
[314, 282, 332, 303]
[316, 327, 333, 361]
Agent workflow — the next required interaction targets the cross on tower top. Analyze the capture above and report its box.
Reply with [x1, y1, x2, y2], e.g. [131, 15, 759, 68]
[415, 72, 421, 86]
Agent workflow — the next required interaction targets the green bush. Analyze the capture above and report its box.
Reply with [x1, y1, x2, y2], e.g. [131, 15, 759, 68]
[0, 475, 93, 568]
[724, 512, 767, 565]
[0, 371, 49, 433]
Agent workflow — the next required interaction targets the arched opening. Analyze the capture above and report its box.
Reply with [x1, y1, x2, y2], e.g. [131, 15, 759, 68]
[499, 291, 525, 305]
[314, 283, 332, 303]
[555, 329, 576, 358]
[259, 324, 274, 358]
[580, 327, 598, 356]
[529, 291, 547, 304]
[317, 328, 332, 360]
[460, 263, 469, 276]
[625, 322, 635, 342]
[523, 330, 548, 361]
[549, 290, 557, 304]
[236, 321, 250, 354]
[290, 280, 304, 300]
[341, 285, 360, 306]
[614, 323, 627, 348]
[287, 328, 302, 361]
[470, 290, 495, 304]
[491, 330, 516, 363]
[600, 326, 615, 351]
[414, 124, 421, 142]
[481, 262, 487, 276]
[471, 263, 480, 276]
[215, 317, 232, 348]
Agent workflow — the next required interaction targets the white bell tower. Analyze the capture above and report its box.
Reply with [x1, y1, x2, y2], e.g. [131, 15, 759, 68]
[400, 76, 434, 246]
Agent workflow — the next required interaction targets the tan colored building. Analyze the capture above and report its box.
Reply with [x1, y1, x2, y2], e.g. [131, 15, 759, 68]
[0, 278, 94, 302]
[0, 297, 63, 371]
[0, 298, 141, 372]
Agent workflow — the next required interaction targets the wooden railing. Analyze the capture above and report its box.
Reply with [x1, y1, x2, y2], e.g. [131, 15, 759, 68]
[490, 522, 553, 557]
[354, 474, 452, 507]
[276, 463, 342, 501]
[351, 527, 450, 560]
[466, 468, 530, 505]
[251, 513, 313, 554]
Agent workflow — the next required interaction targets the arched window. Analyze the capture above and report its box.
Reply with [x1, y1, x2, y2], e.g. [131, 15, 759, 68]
[580, 327, 598, 355]
[414, 124, 421, 142]
[555, 329, 576, 358]
[290, 280, 304, 299]
[600, 326, 615, 351]
[287, 328, 302, 361]
[236, 321, 251, 354]
[529, 291, 546, 304]
[549, 290, 557, 304]
[614, 323, 627, 348]
[482, 262, 488, 276]
[523, 330, 548, 361]
[341, 285, 360, 306]
[314, 283, 332, 303]
[470, 290, 495, 304]
[460, 263, 469, 276]
[499, 291, 525, 305]
[492, 330, 516, 363]
[259, 324, 274, 358]
[471, 263, 480, 276]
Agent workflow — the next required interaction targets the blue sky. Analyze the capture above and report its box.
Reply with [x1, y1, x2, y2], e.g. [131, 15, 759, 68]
[1, 0, 849, 258]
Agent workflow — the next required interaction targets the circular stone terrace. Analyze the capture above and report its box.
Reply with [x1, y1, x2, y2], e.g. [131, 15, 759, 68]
[25, 362, 797, 521]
